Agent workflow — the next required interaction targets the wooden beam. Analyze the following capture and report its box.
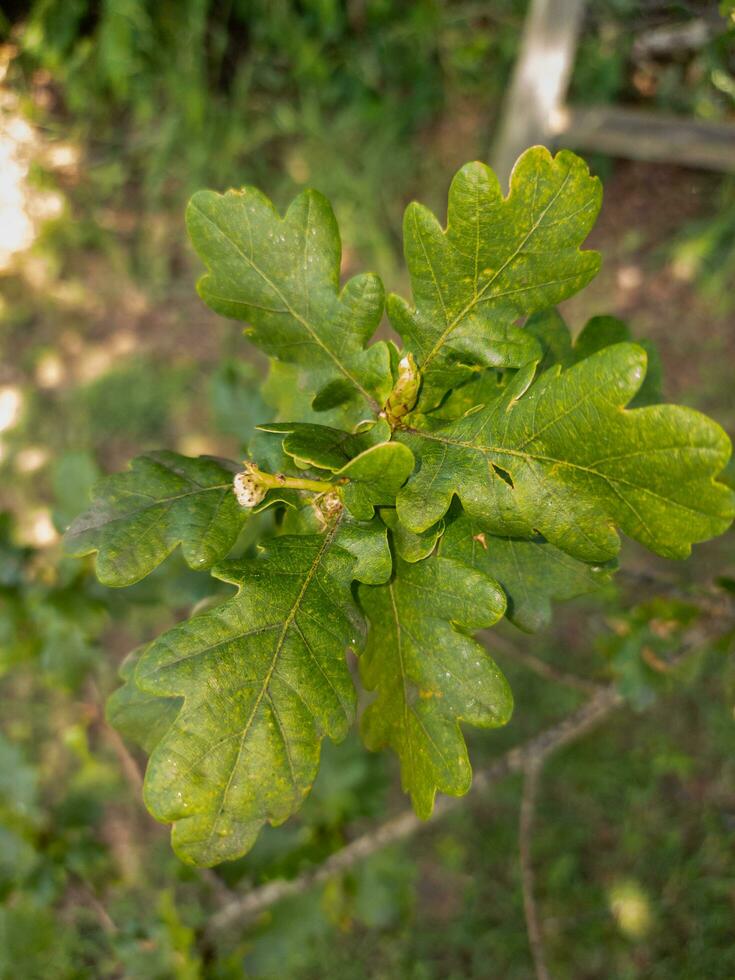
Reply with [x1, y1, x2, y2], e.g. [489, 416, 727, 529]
[491, 0, 587, 186]
[552, 105, 735, 173]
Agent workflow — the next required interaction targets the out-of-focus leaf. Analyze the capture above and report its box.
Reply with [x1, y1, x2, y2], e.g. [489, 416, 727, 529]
[65, 452, 247, 586]
[441, 515, 615, 632]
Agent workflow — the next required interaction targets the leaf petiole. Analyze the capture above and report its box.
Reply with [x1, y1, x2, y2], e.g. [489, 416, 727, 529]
[242, 462, 337, 495]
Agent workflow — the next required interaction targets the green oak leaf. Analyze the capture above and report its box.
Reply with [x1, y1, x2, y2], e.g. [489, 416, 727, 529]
[187, 187, 392, 415]
[136, 531, 364, 866]
[720, 457, 735, 492]
[257, 419, 391, 471]
[431, 311, 662, 427]
[573, 315, 663, 407]
[332, 517, 393, 585]
[258, 421, 414, 519]
[423, 369, 508, 424]
[397, 343, 734, 561]
[574, 314, 631, 361]
[379, 507, 444, 562]
[527, 310, 663, 407]
[262, 362, 371, 430]
[388, 147, 601, 408]
[338, 443, 415, 521]
[64, 452, 247, 587]
[441, 515, 615, 632]
[524, 308, 574, 372]
[106, 647, 181, 754]
[282, 505, 393, 586]
[68, 151, 735, 870]
[359, 555, 512, 818]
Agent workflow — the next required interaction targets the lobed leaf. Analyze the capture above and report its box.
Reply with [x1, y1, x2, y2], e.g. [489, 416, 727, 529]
[359, 555, 512, 817]
[259, 420, 415, 520]
[527, 309, 663, 406]
[257, 419, 391, 471]
[441, 516, 615, 632]
[106, 647, 181, 754]
[330, 516, 393, 585]
[338, 442, 415, 520]
[397, 344, 734, 561]
[187, 187, 393, 416]
[379, 508, 443, 563]
[136, 531, 365, 866]
[389, 147, 601, 407]
[64, 452, 247, 587]
[281, 504, 393, 586]
[84, 149, 735, 864]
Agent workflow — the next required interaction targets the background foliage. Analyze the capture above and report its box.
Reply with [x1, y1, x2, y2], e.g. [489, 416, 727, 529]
[1, 1, 734, 976]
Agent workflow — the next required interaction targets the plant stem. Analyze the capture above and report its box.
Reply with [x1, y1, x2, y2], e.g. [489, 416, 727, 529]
[520, 758, 550, 980]
[250, 467, 336, 495]
[205, 683, 624, 937]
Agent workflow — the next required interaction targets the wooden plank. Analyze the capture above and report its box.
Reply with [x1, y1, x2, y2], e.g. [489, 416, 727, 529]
[491, 0, 587, 186]
[552, 105, 735, 173]
[631, 17, 715, 59]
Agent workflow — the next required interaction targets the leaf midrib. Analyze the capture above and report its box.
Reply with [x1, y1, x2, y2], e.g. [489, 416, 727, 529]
[404, 426, 725, 518]
[70, 483, 232, 535]
[205, 525, 341, 847]
[420, 167, 574, 371]
[192, 202, 378, 411]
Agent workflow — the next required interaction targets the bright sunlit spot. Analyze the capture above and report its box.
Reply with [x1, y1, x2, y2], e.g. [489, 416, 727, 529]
[0, 49, 67, 270]
[0, 115, 36, 267]
[608, 879, 653, 939]
[25, 507, 59, 547]
[0, 385, 22, 433]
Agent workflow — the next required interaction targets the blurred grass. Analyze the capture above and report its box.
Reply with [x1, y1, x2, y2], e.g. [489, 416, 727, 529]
[0, 2, 734, 977]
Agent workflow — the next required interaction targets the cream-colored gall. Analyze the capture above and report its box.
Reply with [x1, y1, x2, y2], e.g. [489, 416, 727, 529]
[233, 471, 266, 508]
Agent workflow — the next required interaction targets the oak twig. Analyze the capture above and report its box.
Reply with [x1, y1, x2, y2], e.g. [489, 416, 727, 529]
[199, 587, 735, 938]
[206, 684, 622, 937]
[520, 758, 550, 980]
[489, 632, 602, 695]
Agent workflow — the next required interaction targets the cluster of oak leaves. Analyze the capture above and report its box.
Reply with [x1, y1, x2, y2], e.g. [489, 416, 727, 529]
[65, 148, 734, 867]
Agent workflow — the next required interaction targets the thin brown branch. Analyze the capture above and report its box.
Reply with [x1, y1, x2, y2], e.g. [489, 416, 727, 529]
[66, 876, 119, 936]
[489, 632, 602, 695]
[520, 758, 550, 980]
[206, 684, 623, 937]
[88, 681, 232, 901]
[88, 679, 144, 791]
[206, 609, 731, 937]
[202, 596, 733, 939]
[617, 569, 734, 619]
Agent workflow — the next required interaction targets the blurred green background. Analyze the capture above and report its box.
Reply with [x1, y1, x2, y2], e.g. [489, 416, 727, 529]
[0, 2, 734, 977]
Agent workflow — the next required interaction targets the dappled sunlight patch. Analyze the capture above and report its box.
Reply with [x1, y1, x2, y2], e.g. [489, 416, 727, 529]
[0, 98, 65, 270]
[19, 507, 59, 548]
[0, 386, 23, 434]
[34, 351, 65, 390]
[608, 878, 653, 940]
[15, 446, 49, 475]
